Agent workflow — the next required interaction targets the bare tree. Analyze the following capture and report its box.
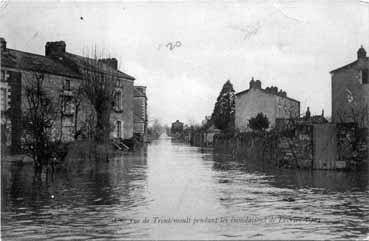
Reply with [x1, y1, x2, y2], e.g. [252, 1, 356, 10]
[71, 85, 85, 140]
[22, 73, 56, 173]
[80, 58, 115, 143]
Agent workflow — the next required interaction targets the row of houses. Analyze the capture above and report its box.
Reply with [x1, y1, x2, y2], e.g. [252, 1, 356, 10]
[236, 45, 369, 132]
[195, 46, 368, 170]
[0, 38, 148, 154]
[196, 46, 368, 151]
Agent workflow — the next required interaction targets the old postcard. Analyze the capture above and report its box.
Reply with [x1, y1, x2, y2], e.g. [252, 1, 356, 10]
[1, 0, 368, 240]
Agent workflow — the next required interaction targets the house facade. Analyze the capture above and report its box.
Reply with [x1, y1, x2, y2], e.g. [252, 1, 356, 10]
[331, 46, 369, 128]
[133, 86, 148, 141]
[235, 78, 300, 132]
[0, 64, 12, 147]
[44, 41, 135, 140]
[0, 38, 135, 153]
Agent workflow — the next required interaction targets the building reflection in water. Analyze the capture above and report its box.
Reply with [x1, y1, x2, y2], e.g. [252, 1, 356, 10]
[211, 148, 369, 239]
[1, 145, 149, 236]
[1, 139, 368, 240]
[212, 148, 368, 192]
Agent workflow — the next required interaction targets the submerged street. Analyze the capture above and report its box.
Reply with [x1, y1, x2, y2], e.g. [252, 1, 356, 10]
[1, 136, 369, 240]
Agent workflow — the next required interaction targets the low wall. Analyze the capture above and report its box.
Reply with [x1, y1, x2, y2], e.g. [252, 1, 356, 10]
[276, 125, 313, 169]
[214, 132, 278, 167]
[213, 123, 368, 170]
[336, 124, 368, 169]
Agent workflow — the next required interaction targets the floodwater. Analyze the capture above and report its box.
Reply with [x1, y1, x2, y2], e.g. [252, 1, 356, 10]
[1, 136, 369, 240]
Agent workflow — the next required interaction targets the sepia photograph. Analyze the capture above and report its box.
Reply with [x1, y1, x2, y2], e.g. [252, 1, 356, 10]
[0, 0, 368, 240]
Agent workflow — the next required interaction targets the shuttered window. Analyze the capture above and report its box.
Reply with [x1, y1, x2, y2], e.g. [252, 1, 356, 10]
[362, 69, 368, 84]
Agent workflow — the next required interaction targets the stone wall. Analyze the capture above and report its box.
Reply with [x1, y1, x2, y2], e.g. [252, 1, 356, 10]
[276, 125, 313, 169]
[214, 132, 278, 166]
[213, 123, 368, 170]
[336, 123, 368, 169]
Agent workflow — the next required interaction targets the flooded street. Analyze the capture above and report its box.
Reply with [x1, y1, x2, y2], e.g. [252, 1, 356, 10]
[1, 137, 369, 240]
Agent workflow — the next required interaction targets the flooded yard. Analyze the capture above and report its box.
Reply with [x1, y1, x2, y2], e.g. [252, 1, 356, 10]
[1, 137, 369, 240]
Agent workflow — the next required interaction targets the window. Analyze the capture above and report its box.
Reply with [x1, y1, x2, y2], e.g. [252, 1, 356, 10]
[113, 91, 122, 110]
[0, 88, 7, 111]
[63, 79, 71, 90]
[1, 71, 5, 82]
[2, 71, 14, 82]
[62, 96, 73, 115]
[116, 121, 122, 138]
[362, 69, 368, 84]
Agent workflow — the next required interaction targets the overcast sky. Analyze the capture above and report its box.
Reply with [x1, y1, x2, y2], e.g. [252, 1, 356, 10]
[1, 0, 368, 125]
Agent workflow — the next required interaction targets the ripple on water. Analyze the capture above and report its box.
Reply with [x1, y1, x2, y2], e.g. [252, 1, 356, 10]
[2, 139, 368, 240]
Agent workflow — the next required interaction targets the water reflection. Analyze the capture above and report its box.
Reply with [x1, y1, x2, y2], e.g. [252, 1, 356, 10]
[1, 138, 368, 240]
[212, 150, 369, 239]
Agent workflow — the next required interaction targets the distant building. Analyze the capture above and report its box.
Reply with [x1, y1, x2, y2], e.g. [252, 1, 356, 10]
[171, 120, 184, 136]
[331, 46, 369, 128]
[235, 78, 300, 132]
[0, 38, 135, 153]
[133, 86, 148, 141]
[201, 115, 211, 126]
[204, 124, 221, 146]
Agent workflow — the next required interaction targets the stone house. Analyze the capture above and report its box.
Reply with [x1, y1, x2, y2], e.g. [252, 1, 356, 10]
[133, 86, 148, 141]
[0, 38, 135, 153]
[0, 67, 12, 147]
[235, 78, 300, 132]
[48, 42, 136, 140]
[331, 46, 369, 128]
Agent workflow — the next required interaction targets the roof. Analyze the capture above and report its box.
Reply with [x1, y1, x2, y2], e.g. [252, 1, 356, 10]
[235, 89, 250, 96]
[330, 45, 369, 73]
[236, 88, 300, 104]
[1, 48, 80, 78]
[134, 86, 147, 97]
[330, 57, 369, 74]
[0, 48, 135, 81]
[60, 52, 135, 80]
[329, 60, 358, 74]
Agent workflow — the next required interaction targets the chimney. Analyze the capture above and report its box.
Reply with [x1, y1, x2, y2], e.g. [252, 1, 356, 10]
[0, 38, 6, 52]
[249, 77, 255, 89]
[99, 58, 118, 70]
[138, 86, 146, 96]
[45, 41, 66, 56]
[278, 90, 287, 97]
[357, 45, 367, 59]
[272, 86, 278, 94]
[249, 77, 261, 89]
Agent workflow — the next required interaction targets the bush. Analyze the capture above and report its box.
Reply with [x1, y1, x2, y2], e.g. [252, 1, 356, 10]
[248, 112, 270, 131]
